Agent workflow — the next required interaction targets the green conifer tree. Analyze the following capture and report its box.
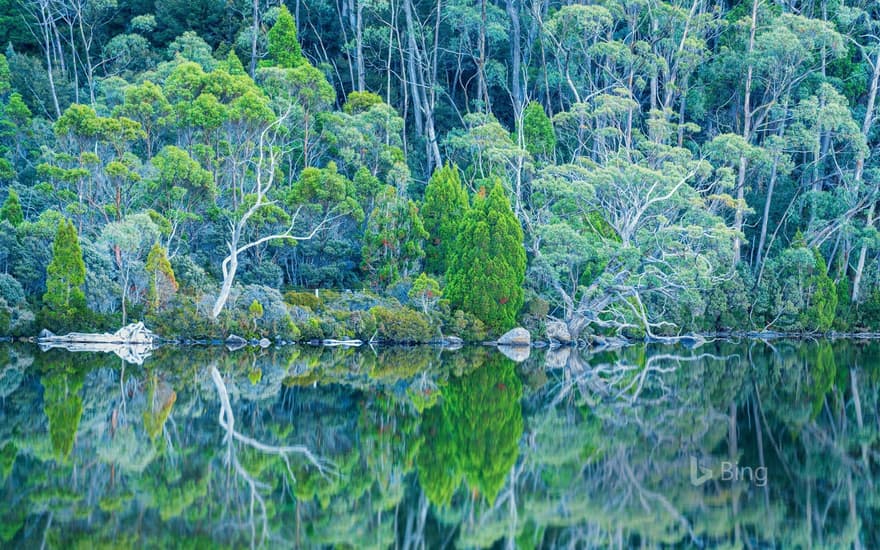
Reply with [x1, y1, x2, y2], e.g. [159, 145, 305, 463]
[521, 101, 555, 163]
[41, 218, 88, 330]
[445, 181, 526, 333]
[0, 189, 23, 226]
[421, 163, 469, 275]
[266, 5, 306, 69]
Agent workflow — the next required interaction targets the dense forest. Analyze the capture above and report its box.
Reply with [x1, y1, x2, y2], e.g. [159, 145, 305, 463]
[0, 0, 878, 340]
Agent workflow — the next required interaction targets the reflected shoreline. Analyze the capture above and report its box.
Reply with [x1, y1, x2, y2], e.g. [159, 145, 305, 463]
[0, 340, 877, 548]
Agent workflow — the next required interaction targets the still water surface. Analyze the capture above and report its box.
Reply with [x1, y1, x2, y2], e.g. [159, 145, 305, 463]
[0, 340, 877, 548]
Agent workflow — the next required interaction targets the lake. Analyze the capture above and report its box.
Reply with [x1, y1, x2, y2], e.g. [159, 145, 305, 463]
[0, 340, 877, 548]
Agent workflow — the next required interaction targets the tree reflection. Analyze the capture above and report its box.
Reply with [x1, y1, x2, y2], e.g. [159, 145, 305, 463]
[0, 341, 876, 547]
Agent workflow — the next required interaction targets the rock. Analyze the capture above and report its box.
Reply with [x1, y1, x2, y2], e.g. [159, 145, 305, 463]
[225, 334, 247, 351]
[546, 321, 572, 344]
[432, 335, 464, 347]
[498, 344, 530, 362]
[497, 327, 531, 347]
[259, 338, 271, 348]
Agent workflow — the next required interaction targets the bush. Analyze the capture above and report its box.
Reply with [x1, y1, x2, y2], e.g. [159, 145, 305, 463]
[146, 295, 219, 338]
[170, 255, 210, 295]
[443, 309, 488, 342]
[0, 274, 26, 306]
[297, 317, 324, 341]
[236, 285, 298, 339]
[330, 309, 377, 340]
[370, 305, 434, 343]
[284, 291, 321, 310]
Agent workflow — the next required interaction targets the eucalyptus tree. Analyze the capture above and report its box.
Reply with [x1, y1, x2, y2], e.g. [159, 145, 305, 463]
[209, 115, 341, 320]
[99, 212, 160, 324]
[529, 140, 737, 339]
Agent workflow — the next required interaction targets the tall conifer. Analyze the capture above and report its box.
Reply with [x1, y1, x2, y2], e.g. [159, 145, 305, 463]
[266, 5, 306, 69]
[42, 219, 88, 329]
[422, 163, 469, 275]
[445, 181, 526, 333]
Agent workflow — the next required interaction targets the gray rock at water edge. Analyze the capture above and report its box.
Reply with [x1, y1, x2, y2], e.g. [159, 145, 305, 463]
[432, 335, 464, 347]
[225, 334, 247, 351]
[259, 338, 272, 348]
[545, 321, 572, 344]
[498, 344, 530, 362]
[497, 327, 531, 347]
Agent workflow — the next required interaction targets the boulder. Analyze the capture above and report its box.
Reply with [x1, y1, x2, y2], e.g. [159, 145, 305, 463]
[259, 338, 272, 348]
[497, 327, 531, 347]
[546, 321, 572, 344]
[433, 335, 464, 347]
[225, 334, 247, 351]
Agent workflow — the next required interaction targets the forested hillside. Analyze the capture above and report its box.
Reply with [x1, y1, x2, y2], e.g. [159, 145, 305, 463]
[0, 0, 878, 339]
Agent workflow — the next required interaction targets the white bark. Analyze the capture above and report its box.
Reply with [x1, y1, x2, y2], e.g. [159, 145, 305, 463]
[210, 116, 340, 319]
[851, 48, 880, 302]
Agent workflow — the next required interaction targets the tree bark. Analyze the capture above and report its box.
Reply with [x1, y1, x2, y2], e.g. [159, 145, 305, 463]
[733, 0, 758, 265]
[851, 48, 880, 301]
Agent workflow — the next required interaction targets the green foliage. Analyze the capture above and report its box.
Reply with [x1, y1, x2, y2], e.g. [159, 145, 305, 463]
[756, 239, 837, 332]
[361, 186, 428, 288]
[408, 273, 442, 315]
[41, 369, 84, 462]
[248, 299, 264, 319]
[145, 243, 178, 312]
[343, 91, 383, 114]
[0, 189, 22, 226]
[421, 163, 469, 275]
[445, 182, 526, 333]
[284, 291, 321, 310]
[266, 5, 306, 69]
[417, 355, 523, 505]
[521, 101, 555, 162]
[369, 305, 433, 343]
[41, 219, 89, 331]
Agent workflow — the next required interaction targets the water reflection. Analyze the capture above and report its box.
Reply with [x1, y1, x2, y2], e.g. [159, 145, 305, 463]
[0, 340, 877, 548]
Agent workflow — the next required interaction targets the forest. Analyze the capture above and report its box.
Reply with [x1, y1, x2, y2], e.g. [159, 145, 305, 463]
[0, 0, 878, 341]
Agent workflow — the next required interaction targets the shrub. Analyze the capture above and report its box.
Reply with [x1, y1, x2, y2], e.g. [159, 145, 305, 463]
[147, 295, 219, 338]
[444, 309, 488, 342]
[297, 317, 324, 341]
[330, 309, 378, 340]
[170, 255, 210, 295]
[0, 274, 25, 306]
[237, 286, 298, 339]
[370, 305, 433, 343]
[284, 291, 321, 310]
